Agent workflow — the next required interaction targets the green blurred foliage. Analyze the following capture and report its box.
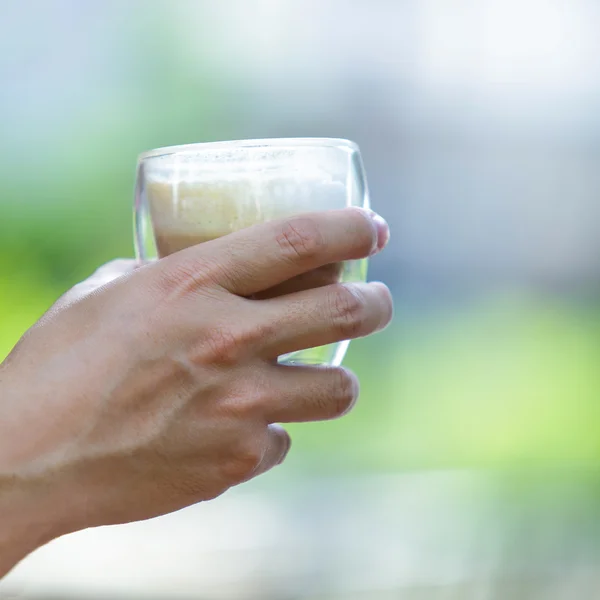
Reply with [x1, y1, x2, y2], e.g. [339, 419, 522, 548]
[2, 2, 600, 477]
[288, 296, 600, 472]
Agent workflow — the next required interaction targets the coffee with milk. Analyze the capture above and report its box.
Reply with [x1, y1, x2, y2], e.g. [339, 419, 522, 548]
[144, 152, 348, 258]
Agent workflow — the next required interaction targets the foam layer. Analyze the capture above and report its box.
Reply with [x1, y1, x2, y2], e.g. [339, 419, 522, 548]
[145, 169, 348, 236]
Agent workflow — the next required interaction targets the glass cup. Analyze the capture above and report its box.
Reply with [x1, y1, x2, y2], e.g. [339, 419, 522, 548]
[134, 138, 370, 366]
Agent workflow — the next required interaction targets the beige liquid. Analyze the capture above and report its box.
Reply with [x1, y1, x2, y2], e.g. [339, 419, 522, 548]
[146, 172, 347, 256]
[146, 176, 300, 258]
[154, 230, 229, 257]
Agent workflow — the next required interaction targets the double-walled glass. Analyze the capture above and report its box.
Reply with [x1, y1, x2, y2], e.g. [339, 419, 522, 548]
[134, 138, 370, 366]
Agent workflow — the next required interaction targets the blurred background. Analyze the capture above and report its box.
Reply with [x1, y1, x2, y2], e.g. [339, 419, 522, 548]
[2, 0, 600, 597]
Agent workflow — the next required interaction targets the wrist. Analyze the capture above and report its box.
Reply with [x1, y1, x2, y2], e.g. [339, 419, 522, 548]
[0, 363, 77, 577]
[0, 473, 60, 577]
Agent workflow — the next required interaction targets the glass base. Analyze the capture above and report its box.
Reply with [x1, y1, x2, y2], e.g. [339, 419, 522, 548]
[278, 340, 350, 367]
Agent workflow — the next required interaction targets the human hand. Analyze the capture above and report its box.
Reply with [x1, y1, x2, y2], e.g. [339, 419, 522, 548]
[0, 207, 392, 573]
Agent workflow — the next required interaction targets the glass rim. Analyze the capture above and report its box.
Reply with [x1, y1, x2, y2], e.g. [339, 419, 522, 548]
[138, 138, 359, 162]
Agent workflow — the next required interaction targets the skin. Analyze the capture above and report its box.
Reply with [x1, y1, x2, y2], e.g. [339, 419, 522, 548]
[0, 207, 392, 577]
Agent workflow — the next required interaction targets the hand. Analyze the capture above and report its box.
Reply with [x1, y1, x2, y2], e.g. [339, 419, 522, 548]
[0, 207, 392, 574]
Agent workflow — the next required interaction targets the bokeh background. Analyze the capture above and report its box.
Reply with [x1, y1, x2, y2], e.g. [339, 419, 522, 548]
[2, 0, 600, 598]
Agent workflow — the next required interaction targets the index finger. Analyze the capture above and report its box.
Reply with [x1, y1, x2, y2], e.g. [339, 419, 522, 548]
[176, 208, 387, 296]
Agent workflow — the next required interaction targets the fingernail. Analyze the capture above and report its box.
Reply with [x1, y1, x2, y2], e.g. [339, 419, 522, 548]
[277, 435, 292, 465]
[366, 210, 390, 254]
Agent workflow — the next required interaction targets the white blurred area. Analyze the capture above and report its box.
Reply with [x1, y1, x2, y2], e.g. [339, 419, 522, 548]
[183, 0, 600, 112]
[3, 471, 600, 599]
[3, 0, 600, 597]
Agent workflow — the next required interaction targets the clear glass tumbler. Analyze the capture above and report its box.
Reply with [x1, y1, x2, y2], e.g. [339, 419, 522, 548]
[134, 138, 370, 366]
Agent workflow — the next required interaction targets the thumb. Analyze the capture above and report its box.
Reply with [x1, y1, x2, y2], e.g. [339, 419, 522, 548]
[53, 258, 139, 310]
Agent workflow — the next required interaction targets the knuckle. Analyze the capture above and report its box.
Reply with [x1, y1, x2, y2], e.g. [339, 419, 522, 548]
[236, 319, 278, 348]
[155, 256, 218, 298]
[275, 217, 326, 264]
[328, 284, 367, 338]
[197, 326, 243, 367]
[195, 317, 272, 368]
[217, 391, 261, 421]
[221, 441, 263, 482]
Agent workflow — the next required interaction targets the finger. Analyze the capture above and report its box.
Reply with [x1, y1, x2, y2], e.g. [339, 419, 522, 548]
[92, 259, 140, 281]
[252, 262, 343, 300]
[258, 282, 393, 359]
[53, 259, 139, 309]
[246, 424, 291, 479]
[172, 207, 388, 296]
[73, 259, 139, 295]
[258, 365, 360, 423]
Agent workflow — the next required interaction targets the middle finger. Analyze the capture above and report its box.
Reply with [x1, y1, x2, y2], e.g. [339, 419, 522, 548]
[256, 281, 393, 360]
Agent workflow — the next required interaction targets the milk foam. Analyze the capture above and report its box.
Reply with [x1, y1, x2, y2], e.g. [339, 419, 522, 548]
[145, 159, 348, 235]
